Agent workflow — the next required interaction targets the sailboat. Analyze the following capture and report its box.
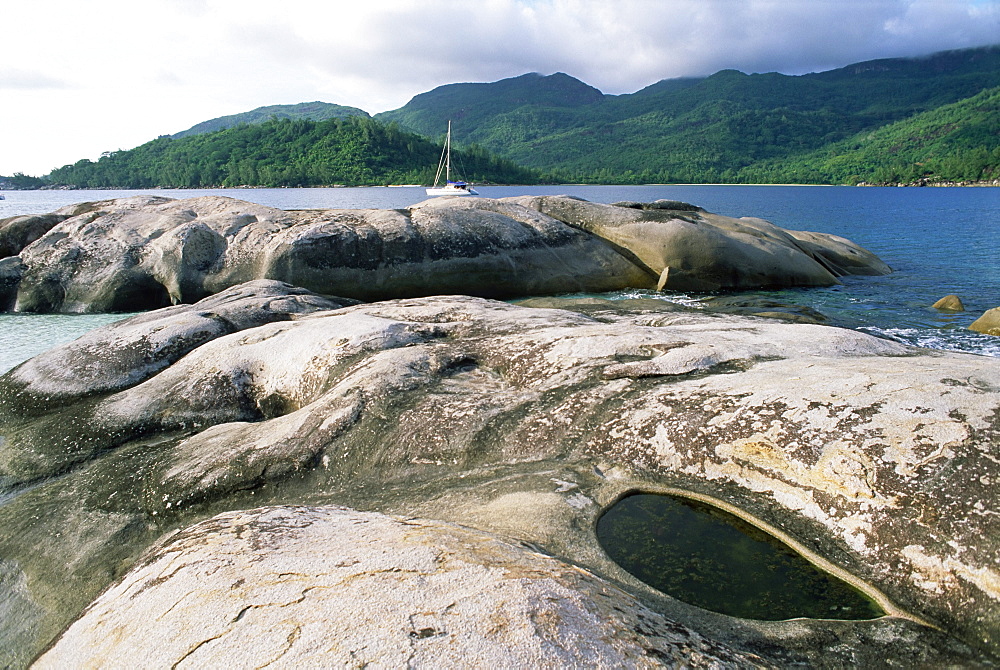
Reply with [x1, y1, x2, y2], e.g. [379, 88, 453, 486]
[426, 121, 478, 196]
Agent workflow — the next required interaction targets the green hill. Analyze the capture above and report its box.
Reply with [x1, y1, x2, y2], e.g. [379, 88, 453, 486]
[38, 45, 1000, 187]
[737, 86, 1000, 184]
[375, 72, 607, 147]
[48, 117, 539, 188]
[171, 102, 370, 139]
[376, 45, 1000, 183]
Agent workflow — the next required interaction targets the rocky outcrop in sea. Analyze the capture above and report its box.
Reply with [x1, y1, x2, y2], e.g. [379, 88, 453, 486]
[1, 281, 997, 667]
[0, 195, 889, 313]
[971, 307, 1000, 336]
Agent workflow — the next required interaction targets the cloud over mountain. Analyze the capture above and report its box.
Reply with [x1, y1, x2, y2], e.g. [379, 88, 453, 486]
[1, 0, 997, 175]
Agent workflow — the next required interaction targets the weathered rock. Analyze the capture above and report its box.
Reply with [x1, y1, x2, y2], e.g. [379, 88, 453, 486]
[3, 279, 350, 410]
[612, 199, 705, 212]
[2, 195, 890, 313]
[970, 307, 1000, 336]
[932, 294, 965, 311]
[0, 200, 101, 259]
[34, 505, 755, 669]
[508, 196, 890, 290]
[0, 257, 24, 312]
[4, 195, 647, 313]
[0, 285, 996, 667]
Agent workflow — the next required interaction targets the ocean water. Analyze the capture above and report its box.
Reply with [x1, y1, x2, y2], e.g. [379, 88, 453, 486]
[1, 185, 997, 373]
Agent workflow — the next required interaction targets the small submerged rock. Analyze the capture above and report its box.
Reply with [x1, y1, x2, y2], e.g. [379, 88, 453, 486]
[932, 294, 965, 311]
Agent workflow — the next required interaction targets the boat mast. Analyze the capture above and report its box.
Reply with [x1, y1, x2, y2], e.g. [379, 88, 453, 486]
[446, 120, 451, 182]
[432, 120, 452, 186]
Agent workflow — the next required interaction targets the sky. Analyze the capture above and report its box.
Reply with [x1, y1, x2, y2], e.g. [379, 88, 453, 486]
[2, 0, 998, 177]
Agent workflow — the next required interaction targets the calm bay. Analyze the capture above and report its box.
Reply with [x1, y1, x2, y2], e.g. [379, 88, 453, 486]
[1, 184, 998, 373]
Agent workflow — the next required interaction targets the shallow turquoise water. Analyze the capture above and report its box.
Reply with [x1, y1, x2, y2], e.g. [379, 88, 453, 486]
[1, 184, 997, 373]
[0, 313, 133, 374]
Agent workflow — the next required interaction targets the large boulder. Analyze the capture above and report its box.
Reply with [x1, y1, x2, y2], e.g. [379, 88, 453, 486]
[508, 196, 890, 290]
[5, 195, 646, 313]
[34, 505, 753, 668]
[970, 307, 1000, 336]
[0, 200, 103, 259]
[1, 195, 889, 313]
[0, 284, 995, 666]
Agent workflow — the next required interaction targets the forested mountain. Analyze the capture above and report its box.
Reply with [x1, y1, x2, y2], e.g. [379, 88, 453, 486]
[39, 45, 1000, 187]
[374, 45, 1000, 183]
[738, 86, 1000, 184]
[172, 102, 369, 139]
[375, 72, 606, 148]
[48, 117, 539, 188]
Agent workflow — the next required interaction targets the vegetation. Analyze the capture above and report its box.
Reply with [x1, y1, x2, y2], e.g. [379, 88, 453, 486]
[48, 117, 540, 188]
[736, 87, 1000, 184]
[171, 101, 369, 139]
[0, 173, 47, 189]
[27, 45, 1000, 188]
[377, 45, 1000, 184]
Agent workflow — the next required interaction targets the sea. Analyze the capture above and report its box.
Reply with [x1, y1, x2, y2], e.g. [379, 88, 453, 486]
[1, 184, 998, 373]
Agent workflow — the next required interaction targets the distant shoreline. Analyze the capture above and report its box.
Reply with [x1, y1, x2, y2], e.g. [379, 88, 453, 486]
[7, 179, 998, 192]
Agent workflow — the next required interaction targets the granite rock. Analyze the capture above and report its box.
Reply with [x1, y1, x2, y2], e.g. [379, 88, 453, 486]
[0, 285, 994, 667]
[970, 307, 1000, 336]
[35, 505, 757, 669]
[1, 195, 889, 313]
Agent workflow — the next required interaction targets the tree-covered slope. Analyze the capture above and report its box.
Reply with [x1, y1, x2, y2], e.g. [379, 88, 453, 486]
[376, 45, 1000, 183]
[172, 102, 370, 139]
[48, 117, 539, 188]
[374, 72, 607, 146]
[36, 45, 1000, 187]
[0, 173, 46, 189]
[737, 86, 1000, 184]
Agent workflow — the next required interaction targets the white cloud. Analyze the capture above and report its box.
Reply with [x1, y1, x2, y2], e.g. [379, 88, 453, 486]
[0, 0, 997, 176]
[0, 69, 69, 91]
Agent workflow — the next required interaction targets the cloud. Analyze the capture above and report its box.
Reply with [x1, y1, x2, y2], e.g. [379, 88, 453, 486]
[0, 69, 69, 91]
[0, 0, 997, 175]
[210, 0, 1000, 102]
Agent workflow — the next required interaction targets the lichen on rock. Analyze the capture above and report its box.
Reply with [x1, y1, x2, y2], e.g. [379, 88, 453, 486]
[0, 195, 890, 313]
[0, 283, 996, 667]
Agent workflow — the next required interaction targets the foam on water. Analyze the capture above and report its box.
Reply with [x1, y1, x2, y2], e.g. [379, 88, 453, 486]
[862, 326, 1000, 358]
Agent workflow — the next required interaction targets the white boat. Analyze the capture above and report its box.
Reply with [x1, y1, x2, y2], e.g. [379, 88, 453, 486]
[426, 121, 478, 196]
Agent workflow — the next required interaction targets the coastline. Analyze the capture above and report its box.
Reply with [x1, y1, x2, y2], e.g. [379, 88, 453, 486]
[7, 178, 997, 192]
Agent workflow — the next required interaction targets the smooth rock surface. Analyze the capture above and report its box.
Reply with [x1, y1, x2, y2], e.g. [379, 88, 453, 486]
[932, 294, 965, 311]
[0, 284, 995, 667]
[0, 201, 98, 259]
[35, 505, 754, 669]
[508, 195, 890, 290]
[970, 307, 1000, 336]
[0, 195, 889, 313]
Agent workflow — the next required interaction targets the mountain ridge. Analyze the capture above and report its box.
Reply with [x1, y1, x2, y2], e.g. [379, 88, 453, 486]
[171, 101, 370, 139]
[37, 44, 1000, 186]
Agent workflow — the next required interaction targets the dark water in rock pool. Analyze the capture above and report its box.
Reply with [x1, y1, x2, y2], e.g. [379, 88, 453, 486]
[597, 493, 885, 620]
[1, 184, 997, 373]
